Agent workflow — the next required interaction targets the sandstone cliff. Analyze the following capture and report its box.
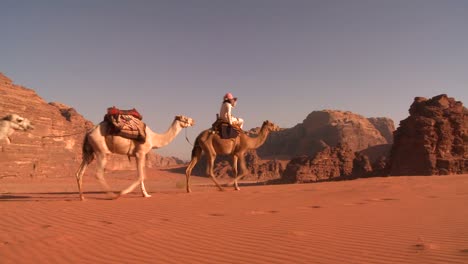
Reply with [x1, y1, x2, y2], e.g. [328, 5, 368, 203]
[0, 72, 182, 179]
[282, 143, 355, 183]
[257, 110, 394, 160]
[390, 94, 467, 175]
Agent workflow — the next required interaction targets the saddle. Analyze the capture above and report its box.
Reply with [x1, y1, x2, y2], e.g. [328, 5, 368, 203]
[104, 106, 146, 142]
[211, 114, 242, 139]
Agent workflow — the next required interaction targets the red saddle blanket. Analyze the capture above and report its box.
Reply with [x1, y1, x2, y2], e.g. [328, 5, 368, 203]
[104, 107, 146, 142]
[106, 106, 142, 120]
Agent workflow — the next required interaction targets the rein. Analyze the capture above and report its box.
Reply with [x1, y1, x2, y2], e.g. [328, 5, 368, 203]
[184, 126, 193, 146]
[41, 131, 86, 139]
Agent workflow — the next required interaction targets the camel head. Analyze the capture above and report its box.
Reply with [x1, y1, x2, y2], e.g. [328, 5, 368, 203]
[262, 120, 280, 132]
[175, 115, 195, 128]
[3, 114, 35, 131]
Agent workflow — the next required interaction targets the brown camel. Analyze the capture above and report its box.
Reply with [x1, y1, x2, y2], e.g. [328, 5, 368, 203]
[75, 115, 195, 200]
[185, 120, 278, 192]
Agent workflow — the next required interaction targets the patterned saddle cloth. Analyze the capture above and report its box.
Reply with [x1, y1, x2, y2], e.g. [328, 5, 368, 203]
[104, 107, 146, 142]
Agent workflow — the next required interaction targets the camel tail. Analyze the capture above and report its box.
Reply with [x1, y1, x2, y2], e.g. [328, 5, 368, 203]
[82, 135, 95, 164]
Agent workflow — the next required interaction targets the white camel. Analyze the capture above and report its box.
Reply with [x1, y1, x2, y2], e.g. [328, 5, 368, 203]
[0, 114, 34, 144]
[75, 115, 195, 200]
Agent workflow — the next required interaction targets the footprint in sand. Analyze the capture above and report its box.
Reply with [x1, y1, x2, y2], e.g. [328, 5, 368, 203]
[308, 205, 322, 209]
[208, 213, 225, 217]
[289, 230, 307, 236]
[412, 243, 439, 250]
[85, 220, 113, 226]
[0, 241, 10, 247]
[344, 202, 367, 206]
[367, 198, 398, 202]
[364, 198, 399, 202]
[247, 210, 279, 215]
[148, 218, 172, 224]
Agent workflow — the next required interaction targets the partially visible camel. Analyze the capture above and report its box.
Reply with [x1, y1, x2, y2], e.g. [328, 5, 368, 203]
[185, 120, 278, 192]
[0, 114, 34, 144]
[75, 115, 195, 200]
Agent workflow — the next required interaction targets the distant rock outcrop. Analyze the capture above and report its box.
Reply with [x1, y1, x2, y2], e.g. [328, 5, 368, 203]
[0, 72, 182, 179]
[390, 94, 467, 175]
[368, 117, 395, 144]
[257, 110, 394, 160]
[281, 143, 355, 183]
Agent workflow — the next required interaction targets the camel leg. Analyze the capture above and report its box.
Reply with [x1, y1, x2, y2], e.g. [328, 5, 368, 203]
[231, 155, 241, 191]
[207, 153, 224, 191]
[95, 153, 115, 199]
[139, 154, 151, 197]
[75, 160, 88, 200]
[140, 180, 151, 198]
[185, 156, 199, 193]
[229, 155, 247, 190]
[185, 144, 203, 193]
[120, 153, 151, 197]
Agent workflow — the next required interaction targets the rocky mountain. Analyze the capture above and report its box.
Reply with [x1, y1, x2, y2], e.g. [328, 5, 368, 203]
[257, 110, 394, 160]
[390, 94, 467, 175]
[0, 72, 182, 179]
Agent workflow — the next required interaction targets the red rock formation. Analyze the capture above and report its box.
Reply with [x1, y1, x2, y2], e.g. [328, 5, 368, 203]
[258, 110, 394, 159]
[368, 117, 395, 144]
[0, 72, 182, 179]
[282, 143, 355, 183]
[390, 94, 467, 175]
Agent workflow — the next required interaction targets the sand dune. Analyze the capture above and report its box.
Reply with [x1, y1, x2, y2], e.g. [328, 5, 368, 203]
[1, 167, 467, 263]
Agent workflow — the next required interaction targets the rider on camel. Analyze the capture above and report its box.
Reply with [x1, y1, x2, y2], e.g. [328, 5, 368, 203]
[219, 92, 244, 129]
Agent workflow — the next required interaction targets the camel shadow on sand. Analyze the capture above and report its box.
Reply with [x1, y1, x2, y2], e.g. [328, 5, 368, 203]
[0, 191, 121, 202]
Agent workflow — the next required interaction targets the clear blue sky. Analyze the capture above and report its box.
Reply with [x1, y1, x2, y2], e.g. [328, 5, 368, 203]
[2, 0, 467, 160]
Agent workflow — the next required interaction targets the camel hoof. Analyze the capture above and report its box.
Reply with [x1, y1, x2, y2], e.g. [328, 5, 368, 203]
[234, 187, 240, 191]
[143, 194, 152, 198]
[110, 192, 121, 200]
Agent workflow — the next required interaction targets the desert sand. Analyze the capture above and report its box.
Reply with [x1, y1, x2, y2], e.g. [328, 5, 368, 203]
[1, 167, 467, 264]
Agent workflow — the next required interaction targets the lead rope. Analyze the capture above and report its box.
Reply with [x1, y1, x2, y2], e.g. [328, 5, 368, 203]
[184, 127, 193, 146]
[41, 130, 86, 138]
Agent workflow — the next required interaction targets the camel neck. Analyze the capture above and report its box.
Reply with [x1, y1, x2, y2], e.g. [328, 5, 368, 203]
[150, 120, 182, 148]
[248, 126, 270, 149]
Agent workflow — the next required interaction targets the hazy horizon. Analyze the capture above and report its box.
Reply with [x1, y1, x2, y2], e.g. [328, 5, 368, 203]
[2, 0, 467, 159]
